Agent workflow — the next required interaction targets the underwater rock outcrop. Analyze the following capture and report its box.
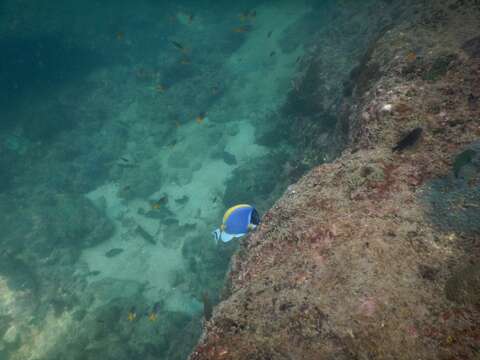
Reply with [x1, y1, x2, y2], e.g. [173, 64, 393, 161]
[190, 1, 480, 359]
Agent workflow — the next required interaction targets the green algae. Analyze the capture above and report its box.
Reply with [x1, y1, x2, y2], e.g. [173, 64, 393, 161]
[445, 264, 480, 305]
[420, 143, 480, 236]
[453, 149, 476, 178]
[422, 53, 457, 81]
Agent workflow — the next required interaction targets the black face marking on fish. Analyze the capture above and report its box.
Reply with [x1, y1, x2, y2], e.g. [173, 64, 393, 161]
[392, 127, 423, 152]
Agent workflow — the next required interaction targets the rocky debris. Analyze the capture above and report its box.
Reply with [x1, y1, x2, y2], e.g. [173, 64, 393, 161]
[190, 1, 480, 359]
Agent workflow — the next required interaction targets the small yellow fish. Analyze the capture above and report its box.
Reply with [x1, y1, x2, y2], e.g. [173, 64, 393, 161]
[233, 26, 250, 33]
[180, 57, 191, 65]
[446, 335, 455, 345]
[175, 121, 181, 128]
[155, 84, 167, 93]
[195, 112, 207, 124]
[148, 313, 158, 321]
[151, 196, 168, 209]
[127, 312, 136, 321]
[406, 52, 417, 62]
[116, 31, 125, 41]
[239, 10, 256, 22]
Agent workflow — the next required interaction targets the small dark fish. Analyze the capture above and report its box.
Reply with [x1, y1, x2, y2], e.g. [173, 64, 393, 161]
[175, 195, 189, 205]
[453, 149, 476, 178]
[135, 225, 157, 245]
[222, 151, 237, 165]
[295, 56, 302, 64]
[152, 301, 162, 313]
[122, 185, 131, 192]
[151, 195, 168, 209]
[202, 291, 213, 321]
[171, 41, 184, 50]
[267, 30, 273, 38]
[87, 270, 101, 277]
[270, 51, 276, 57]
[468, 93, 479, 108]
[118, 157, 136, 168]
[128, 306, 137, 321]
[162, 218, 179, 226]
[105, 248, 124, 258]
[392, 127, 423, 152]
[196, 111, 207, 124]
[148, 301, 162, 321]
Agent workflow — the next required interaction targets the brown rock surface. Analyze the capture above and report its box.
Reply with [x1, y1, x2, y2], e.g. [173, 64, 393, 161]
[190, 1, 480, 359]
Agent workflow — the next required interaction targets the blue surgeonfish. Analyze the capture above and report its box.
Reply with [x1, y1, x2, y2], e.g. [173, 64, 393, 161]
[212, 204, 260, 243]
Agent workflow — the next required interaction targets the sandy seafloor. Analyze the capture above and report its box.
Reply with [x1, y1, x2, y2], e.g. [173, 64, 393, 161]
[80, 1, 306, 314]
[0, 0, 327, 358]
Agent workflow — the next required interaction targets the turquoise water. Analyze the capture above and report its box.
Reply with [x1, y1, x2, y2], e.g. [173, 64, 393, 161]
[0, 0, 377, 358]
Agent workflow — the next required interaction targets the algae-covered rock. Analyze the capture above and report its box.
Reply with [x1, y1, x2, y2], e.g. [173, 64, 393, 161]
[190, 2, 480, 359]
[453, 148, 477, 178]
[462, 35, 480, 58]
[422, 53, 457, 81]
[421, 158, 480, 236]
[445, 264, 480, 305]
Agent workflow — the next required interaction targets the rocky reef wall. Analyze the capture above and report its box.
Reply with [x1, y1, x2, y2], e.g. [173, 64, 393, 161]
[190, 1, 480, 359]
